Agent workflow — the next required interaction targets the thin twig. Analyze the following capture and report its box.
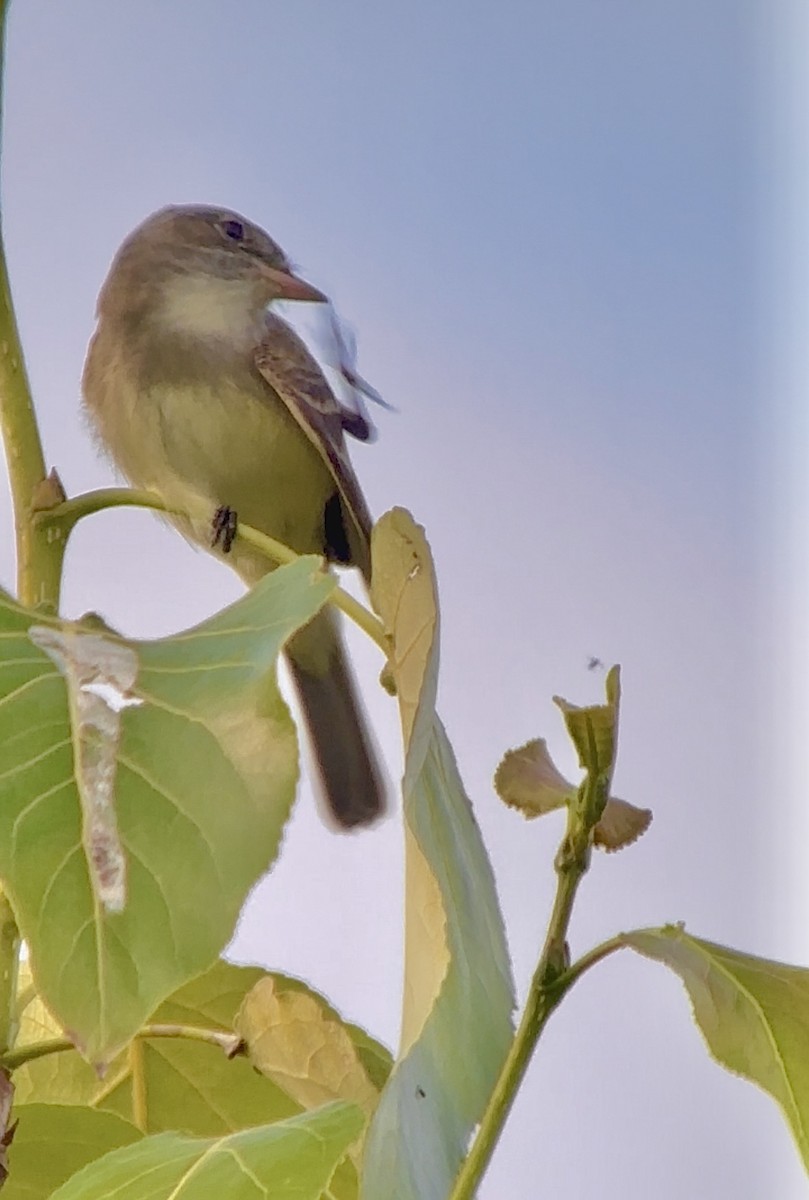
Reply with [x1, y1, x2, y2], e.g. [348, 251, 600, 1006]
[36, 486, 391, 653]
[2, 1021, 243, 1071]
[450, 762, 614, 1199]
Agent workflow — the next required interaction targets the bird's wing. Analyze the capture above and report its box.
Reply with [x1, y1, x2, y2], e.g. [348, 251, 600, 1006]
[254, 311, 373, 576]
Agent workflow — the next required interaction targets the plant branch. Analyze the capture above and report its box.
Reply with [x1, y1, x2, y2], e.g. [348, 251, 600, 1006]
[0, 0, 42, 1087]
[37, 487, 391, 653]
[552, 933, 627, 994]
[129, 1037, 147, 1131]
[2, 1021, 243, 1071]
[450, 766, 611, 1200]
[0, 1, 64, 611]
[0, 894, 19, 1055]
[136, 1023, 242, 1055]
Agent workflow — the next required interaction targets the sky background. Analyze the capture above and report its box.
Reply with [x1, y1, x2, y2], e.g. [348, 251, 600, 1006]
[1, 2, 807, 1196]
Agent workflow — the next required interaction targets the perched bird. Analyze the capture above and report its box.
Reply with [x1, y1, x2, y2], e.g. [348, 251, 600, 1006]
[82, 205, 384, 828]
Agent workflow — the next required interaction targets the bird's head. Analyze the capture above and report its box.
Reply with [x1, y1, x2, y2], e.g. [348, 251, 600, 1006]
[96, 205, 326, 331]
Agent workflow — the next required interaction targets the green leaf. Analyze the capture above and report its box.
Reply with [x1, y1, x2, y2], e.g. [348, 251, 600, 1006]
[0, 561, 334, 1067]
[552, 666, 626, 828]
[50, 1103, 364, 1200]
[553, 664, 621, 779]
[16, 961, 302, 1133]
[622, 925, 809, 1174]
[14, 958, 389, 1170]
[364, 509, 515, 1200]
[4, 1104, 141, 1200]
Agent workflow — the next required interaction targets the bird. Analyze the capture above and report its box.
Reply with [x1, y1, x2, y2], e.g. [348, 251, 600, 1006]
[82, 204, 384, 829]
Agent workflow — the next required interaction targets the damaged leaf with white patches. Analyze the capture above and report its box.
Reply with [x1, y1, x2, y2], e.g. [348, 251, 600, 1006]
[28, 627, 141, 914]
[0, 559, 335, 1066]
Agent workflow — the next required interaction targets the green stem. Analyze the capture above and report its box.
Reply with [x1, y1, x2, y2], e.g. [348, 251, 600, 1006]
[451, 925, 628, 1199]
[552, 933, 626, 995]
[0, 0, 63, 611]
[129, 1037, 147, 1131]
[449, 794, 601, 1200]
[0, 0, 50, 1084]
[2, 1036, 72, 1070]
[2, 1021, 243, 1071]
[449, 966, 562, 1200]
[0, 894, 19, 1054]
[37, 487, 391, 653]
[136, 1023, 242, 1056]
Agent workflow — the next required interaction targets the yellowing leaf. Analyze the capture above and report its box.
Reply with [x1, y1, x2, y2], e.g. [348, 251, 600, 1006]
[236, 976, 381, 1117]
[370, 508, 436, 759]
[14, 961, 299, 1132]
[399, 827, 448, 1056]
[15, 957, 391, 1170]
[364, 509, 514, 1200]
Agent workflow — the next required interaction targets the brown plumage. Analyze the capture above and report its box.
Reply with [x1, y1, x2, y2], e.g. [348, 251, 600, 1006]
[82, 205, 384, 828]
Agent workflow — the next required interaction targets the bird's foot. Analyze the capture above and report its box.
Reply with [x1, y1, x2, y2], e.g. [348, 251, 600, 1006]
[211, 506, 238, 554]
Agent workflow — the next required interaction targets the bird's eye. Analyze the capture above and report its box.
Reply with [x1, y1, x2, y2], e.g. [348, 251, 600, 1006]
[221, 219, 245, 242]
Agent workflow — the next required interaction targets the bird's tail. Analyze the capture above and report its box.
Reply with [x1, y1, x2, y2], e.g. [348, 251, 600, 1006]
[286, 606, 384, 828]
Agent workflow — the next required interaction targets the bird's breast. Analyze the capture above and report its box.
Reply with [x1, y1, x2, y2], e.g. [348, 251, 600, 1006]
[104, 361, 335, 574]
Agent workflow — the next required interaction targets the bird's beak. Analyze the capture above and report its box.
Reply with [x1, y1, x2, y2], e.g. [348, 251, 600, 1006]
[261, 265, 327, 303]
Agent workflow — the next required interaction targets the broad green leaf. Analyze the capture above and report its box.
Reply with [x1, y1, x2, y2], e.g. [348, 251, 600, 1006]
[5, 1104, 141, 1200]
[236, 974, 389, 1118]
[50, 1102, 364, 1200]
[364, 509, 514, 1200]
[622, 925, 809, 1173]
[14, 958, 389, 1168]
[494, 736, 651, 851]
[0, 559, 334, 1066]
[16, 961, 301, 1133]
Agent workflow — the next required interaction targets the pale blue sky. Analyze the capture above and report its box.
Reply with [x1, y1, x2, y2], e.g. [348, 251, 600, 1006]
[1, 2, 805, 1196]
